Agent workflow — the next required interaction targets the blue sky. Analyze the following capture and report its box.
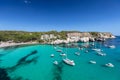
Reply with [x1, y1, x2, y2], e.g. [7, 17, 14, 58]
[0, 0, 120, 35]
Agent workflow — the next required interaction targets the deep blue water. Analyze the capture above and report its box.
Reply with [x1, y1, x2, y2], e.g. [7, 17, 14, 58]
[0, 36, 120, 80]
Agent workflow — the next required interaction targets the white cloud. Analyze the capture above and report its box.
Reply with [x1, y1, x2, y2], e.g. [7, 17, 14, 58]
[24, 0, 31, 4]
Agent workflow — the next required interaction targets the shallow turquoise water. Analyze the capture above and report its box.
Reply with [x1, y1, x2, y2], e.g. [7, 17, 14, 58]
[0, 37, 120, 80]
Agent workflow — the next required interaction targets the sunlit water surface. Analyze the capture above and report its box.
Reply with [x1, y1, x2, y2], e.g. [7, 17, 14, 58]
[0, 37, 120, 80]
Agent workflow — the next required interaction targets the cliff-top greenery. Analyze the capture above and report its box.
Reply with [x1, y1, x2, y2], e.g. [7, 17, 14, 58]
[0, 30, 112, 43]
[0, 31, 68, 42]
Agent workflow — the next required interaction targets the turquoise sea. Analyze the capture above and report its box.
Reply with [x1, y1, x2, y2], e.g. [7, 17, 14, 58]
[0, 37, 120, 80]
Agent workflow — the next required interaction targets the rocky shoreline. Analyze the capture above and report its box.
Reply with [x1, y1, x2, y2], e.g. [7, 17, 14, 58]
[51, 32, 115, 44]
[0, 31, 116, 48]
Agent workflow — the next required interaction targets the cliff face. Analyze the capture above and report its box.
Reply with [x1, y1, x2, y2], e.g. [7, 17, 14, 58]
[95, 32, 115, 38]
[0, 31, 115, 43]
[67, 32, 91, 38]
[67, 32, 115, 39]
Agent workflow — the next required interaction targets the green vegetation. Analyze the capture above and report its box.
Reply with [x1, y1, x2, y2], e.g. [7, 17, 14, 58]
[0, 31, 113, 43]
[0, 31, 68, 42]
[0, 31, 40, 42]
[89, 32, 99, 37]
[58, 31, 67, 40]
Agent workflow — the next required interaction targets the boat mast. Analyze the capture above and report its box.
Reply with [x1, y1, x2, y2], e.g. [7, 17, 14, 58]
[65, 44, 68, 59]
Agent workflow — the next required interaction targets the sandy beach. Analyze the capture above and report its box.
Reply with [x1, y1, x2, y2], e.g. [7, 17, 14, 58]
[0, 42, 38, 48]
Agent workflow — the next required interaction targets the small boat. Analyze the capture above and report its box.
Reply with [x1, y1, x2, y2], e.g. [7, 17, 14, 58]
[79, 47, 83, 50]
[53, 61, 58, 65]
[50, 54, 54, 57]
[97, 52, 106, 56]
[75, 52, 80, 55]
[85, 50, 88, 53]
[92, 43, 95, 46]
[108, 45, 115, 48]
[54, 47, 57, 49]
[60, 53, 66, 56]
[57, 50, 62, 52]
[105, 63, 114, 67]
[89, 60, 96, 64]
[104, 44, 108, 47]
[63, 58, 75, 66]
[92, 48, 102, 52]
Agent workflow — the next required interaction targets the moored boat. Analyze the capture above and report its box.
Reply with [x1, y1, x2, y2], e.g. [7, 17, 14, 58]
[89, 60, 96, 64]
[60, 53, 66, 56]
[105, 63, 114, 67]
[75, 52, 80, 55]
[92, 48, 102, 52]
[50, 54, 54, 57]
[108, 45, 115, 48]
[53, 61, 58, 65]
[63, 58, 75, 66]
[85, 50, 88, 53]
[54, 47, 57, 49]
[57, 49, 62, 52]
[97, 52, 106, 56]
[79, 47, 83, 50]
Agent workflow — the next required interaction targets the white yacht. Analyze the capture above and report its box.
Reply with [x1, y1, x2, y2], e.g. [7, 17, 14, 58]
[85, 50, 88, 53]
[54, 47, 57, 49]
[89, 60, 96, 64]
[92, 43, 95, 46]
[60, 53, 66, 56]
[53, 61, 58, 65]
[97, 52, 106, 56]
[104, 44, 108, 47]
[50, 54, 54, 57]
[108, 45, 115, 48]
[79, 47, 83, 50]
[105, 63, 114, 67]
[92, 48, 102, 52]
[75, 52, 80, 55]
[57, 49, 62, 52]
[63, 58, 75, 66]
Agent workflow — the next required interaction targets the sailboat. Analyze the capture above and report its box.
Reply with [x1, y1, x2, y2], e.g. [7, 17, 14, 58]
[89, 60, 96, 64]
[75, 52, 80, 55]
[60, 53, 66, 56]
[92, 42, 102, 52]
[63, 58, 75, 66]
[53, 60, 58, 65]
[50, 54, 54, 57]
[108, 45, 115, 48]
[105, 63, 114, 67]
[57, 49, 62, 52]
[97, 51, 106, 56]
[62, 46, 75, 66]
[56, 46, 63, 52]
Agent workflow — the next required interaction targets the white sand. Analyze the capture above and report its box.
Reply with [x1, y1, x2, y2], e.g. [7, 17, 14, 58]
[0, 42, 38, 48]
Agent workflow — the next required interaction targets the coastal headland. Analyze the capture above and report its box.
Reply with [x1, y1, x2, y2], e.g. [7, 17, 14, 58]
[0, 31, 115, 48]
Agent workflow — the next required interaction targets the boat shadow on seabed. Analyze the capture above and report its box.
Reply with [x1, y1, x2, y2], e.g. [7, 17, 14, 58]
[0, 50, 39, 80]
[52, 61, 64, 80]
